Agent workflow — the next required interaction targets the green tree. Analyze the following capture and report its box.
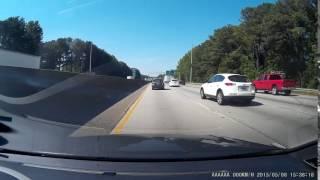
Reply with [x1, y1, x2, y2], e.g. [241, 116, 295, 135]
[40, 38, 133, 78]
[176, 0, 317, 88]
[0, 17, 43, 55]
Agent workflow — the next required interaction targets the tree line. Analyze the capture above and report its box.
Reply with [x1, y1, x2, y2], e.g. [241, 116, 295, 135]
[40, 38, 132, 78]
[0, 17, 133, 78]
[177, 0, 317, 88]
[0, 17, 43, 55]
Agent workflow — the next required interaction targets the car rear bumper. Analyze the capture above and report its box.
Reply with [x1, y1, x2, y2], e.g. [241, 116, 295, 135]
[224, 92, 255, 97]
[152, 85, 164, 89]
[224, 96, 255, 101]
[223, 92, 255, 101]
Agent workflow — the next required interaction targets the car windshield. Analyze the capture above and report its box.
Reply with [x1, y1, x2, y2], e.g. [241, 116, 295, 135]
[0, 0, 317, 161]
[269, 75, 282, 80]
[228, 75, 249, 82]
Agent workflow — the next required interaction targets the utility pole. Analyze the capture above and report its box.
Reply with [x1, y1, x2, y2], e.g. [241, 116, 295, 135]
[89, 42, 93, 73]
[189, 45, 193, 83]
[317, 1, 320, 85]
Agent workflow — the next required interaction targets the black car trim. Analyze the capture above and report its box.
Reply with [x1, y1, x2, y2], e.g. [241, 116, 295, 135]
[0, 140, 316, 162]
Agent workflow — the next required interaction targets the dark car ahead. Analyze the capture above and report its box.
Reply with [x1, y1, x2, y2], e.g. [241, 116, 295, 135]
[152, 79, 164, 90]
[179, 80, 185, 85]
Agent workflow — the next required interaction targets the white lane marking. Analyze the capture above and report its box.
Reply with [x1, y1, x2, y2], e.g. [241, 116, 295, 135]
[196, 102, 211, 111]
[271, 142, 286, 149]
[0, 166, 31, 180]
[178, 89, 286, 147]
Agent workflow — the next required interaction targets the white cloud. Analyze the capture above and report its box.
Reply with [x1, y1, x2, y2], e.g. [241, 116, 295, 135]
[58, 0, 100, 15]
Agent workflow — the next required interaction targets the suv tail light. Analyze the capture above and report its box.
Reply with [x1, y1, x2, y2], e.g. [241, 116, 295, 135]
[225, 83, 235, 86]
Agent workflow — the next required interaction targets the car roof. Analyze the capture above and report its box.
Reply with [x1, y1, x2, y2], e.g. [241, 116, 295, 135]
[216, 73, 241, 77]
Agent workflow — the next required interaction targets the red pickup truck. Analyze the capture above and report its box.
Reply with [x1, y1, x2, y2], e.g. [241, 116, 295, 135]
[252, 73, 296, 95]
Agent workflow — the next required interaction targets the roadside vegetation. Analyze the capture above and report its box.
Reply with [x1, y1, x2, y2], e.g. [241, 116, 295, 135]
[0, 17, 132, 78]
[177, 0, 317, 89]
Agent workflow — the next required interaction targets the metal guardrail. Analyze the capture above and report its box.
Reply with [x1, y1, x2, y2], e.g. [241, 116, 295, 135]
[294, 88, 318, 92]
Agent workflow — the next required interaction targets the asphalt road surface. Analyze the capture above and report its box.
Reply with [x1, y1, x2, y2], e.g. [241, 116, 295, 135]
[0, 69, 317, 150]
[112, 84, 317, 148]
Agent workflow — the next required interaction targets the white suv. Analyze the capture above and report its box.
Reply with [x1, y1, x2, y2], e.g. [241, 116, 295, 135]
[169, 79, 180, 87]
[200, 74, 255, 105]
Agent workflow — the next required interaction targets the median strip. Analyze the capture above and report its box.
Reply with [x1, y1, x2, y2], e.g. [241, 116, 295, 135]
[111, 87, 147, 134]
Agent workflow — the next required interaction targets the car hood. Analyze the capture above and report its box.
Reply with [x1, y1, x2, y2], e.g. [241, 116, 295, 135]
[0, 130, 279, 160]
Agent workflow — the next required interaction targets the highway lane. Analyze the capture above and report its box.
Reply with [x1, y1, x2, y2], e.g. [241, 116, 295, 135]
[115, 84, 317, 148]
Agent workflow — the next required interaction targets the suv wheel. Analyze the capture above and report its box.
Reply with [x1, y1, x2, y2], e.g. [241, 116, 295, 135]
[217, 91, 225, 105]
[284, 90, 291, 96]
[271, 86, 278, 95]
[200, 88, 206, 99]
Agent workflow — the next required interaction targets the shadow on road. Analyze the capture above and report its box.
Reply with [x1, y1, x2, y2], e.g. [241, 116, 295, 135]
[152, 88, 170, 91]
[0, 122, 14, 133]
[0, 136, 8, 146]
[228, 101, 264, 107]
[206, 98, 263, 107]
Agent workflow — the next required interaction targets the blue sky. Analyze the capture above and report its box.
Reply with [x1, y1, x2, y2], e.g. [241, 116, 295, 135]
[0, 0, 275, 76]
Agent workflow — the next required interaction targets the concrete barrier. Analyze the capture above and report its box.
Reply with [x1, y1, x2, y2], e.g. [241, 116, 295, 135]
[0, 66, 76, 97]
[0, 66, 148, 126]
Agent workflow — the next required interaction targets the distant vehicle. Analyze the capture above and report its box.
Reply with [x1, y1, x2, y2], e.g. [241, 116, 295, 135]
[131, 68, 141, 80]
[200, 74, 255, 105]
[164, 75, 172, 83]
[317, 101, 320, 130]
[152, 79, 165, 90]
[179, 80, 185, 85]
[169, 79, 180, 87]
[252, 72, 296, 95]
[127, 76, 134, 79]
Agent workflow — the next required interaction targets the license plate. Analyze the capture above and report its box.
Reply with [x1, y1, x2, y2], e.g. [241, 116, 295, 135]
[238, 86, 249, 91]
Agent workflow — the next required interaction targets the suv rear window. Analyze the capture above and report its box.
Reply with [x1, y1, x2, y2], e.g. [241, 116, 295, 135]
[153, 79, 162, 83]
[228, 75, 249, 82]
[269, 74, 282, 80]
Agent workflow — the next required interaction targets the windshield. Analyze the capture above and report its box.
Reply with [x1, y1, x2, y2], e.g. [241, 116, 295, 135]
[269, 75, 282, 80]
[228, 75, 249, 82]
[0, 0, 317, 161]
[153, 79, 162, 83]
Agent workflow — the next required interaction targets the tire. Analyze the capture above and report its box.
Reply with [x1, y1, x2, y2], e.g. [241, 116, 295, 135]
[217, 90, 225, 105]
[284, 90, 291, 96]
[271, 86, 278, 95]
[200, 88, 206, 99]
